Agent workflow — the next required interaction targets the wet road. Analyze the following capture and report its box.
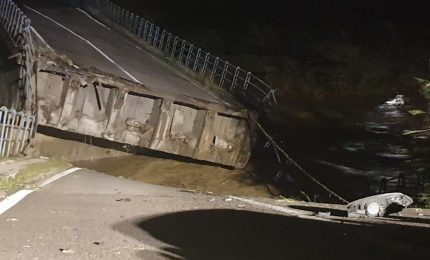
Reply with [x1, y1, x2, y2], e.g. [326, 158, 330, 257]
[23, 4, 223, 104]
[0, 169, 429, 259]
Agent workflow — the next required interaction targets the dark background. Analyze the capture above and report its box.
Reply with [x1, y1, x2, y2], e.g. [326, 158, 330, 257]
[113, 0, 430, 122]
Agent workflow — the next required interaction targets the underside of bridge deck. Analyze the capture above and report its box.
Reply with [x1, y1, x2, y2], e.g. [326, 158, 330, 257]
[34, 60, 252, 168]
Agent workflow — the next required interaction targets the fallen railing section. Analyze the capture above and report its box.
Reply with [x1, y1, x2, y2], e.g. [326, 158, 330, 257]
[0, 0, 34, 111]
[0, 106, 36, 157]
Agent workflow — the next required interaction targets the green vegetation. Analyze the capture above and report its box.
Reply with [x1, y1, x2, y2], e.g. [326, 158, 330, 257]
[0, 159, 69, 192]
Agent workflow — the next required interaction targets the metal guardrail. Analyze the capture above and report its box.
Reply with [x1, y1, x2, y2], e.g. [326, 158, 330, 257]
[0, 106, 36, 157]
[0, 0, 34, 111]
[53, 0, 278, 107]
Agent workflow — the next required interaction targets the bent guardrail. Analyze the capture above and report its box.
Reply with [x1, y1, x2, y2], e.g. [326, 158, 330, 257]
[53, 0, 277, 107]
[0, 0, 34, 111]
[0, 106, 36, 157]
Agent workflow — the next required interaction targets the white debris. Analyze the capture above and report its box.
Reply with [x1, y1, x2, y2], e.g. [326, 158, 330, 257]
[384, 95, 405, 106]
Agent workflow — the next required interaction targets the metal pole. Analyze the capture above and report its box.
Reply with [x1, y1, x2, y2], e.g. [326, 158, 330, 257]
[211, 57, 219, 81]
[230, 67, 240, 93]
[220, 61, 229, 87]
[171, 36, 179, 58]
[193, 48, 201, 72]
[202, 52, 210, 75]
[185, 44, 193, 68]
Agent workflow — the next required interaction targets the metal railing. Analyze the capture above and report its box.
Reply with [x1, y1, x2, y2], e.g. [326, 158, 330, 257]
[0, 0, 34, 111]
[0, 106, 36, 157]
[53, 0, 277, 107]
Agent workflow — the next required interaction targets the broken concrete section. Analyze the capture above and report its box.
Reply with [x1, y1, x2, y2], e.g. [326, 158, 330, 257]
[34, 55, 252, 168]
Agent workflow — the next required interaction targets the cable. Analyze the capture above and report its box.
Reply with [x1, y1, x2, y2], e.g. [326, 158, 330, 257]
[250, 113, 350, 204]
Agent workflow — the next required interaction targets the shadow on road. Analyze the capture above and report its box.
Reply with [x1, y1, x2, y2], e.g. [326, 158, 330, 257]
[114, 209, 430, 260]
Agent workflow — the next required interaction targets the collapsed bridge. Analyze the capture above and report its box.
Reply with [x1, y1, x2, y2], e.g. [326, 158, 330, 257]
[0, 0, 277, 167]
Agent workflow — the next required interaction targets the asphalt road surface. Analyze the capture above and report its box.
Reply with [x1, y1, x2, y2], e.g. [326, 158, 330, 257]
[0, 168, 429, 260]
[23, 3, 223, 104]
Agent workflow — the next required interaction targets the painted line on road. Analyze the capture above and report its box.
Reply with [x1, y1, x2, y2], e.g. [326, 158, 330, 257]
[0, 190, 33, 216]
[24, 5, 142, 84]
[76, 8, 110, 29]
[229, 196, 313, 216]
[39, 167, 82, 187]
[0, 167, 82, 216]
[30, 26, 53, 50]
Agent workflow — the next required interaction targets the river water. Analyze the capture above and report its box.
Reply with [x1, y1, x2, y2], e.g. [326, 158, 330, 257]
[301, 95, 430, 202]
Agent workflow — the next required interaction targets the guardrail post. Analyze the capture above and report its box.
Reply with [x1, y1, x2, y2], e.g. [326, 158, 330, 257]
[210, 57, 219, 81]
[220, 61, 229, 87]
[193, 48, 201, 72]
[132, 15, 140, 34]
[113, 5, 118, 22]
[121, 9, 127, 26]
[12, 12, 20, 38]
[164, 32, 172, 54]
[112, 5, 118, 22]
[137, 18, 144, 37]
[107, 1, 113, 17]
[159, 29, 166, 50]
[178, 40, 186, 63]
[202, 52, 210, 75]
[243, 72, 251, 96]
[143, 20, 149, 41]
[153, 26, 160, 46]
[6, 6, 15, 32]
[129, 12, 135, 32]
[148, 23, 155, 44]
[230, 66, 240, 93]
[0, 107, 8, 156]
[5, 109, 16, 157]
[171, 36, 179, 58]
[117, 7, 123, 24]
[185, 44, 193, 68]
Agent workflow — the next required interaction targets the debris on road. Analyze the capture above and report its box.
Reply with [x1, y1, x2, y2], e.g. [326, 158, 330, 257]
[347, 192, 413, 217]
[115, 198, 131, 202]
[59, 248, 76, 254]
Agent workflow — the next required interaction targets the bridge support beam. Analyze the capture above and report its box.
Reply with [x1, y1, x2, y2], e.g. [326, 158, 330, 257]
[35, 66, 252, 168]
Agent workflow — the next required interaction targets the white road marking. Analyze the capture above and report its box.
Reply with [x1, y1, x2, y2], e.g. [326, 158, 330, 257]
[0, 190, 33, 216]
[30, 26, 53, 50]
[229, 196, 312, 216]
[76, 8, 110, 29]
[24, 5, 142, 84]
[39, 167, 82, 187]
[0, 167, 82, 216]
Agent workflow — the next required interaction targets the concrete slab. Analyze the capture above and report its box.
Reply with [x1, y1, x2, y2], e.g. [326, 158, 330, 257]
[24, 4, 224, 104]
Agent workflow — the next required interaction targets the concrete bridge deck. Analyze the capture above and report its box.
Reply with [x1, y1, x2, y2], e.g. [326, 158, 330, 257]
[24, 3, 225, 105]
[1, 1, 252, 168]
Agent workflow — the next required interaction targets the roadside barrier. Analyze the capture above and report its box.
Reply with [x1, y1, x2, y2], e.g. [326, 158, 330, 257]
[0, 106, 35, 157]
[0, 0, 34, 111]
[52, 0, 278, 107]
